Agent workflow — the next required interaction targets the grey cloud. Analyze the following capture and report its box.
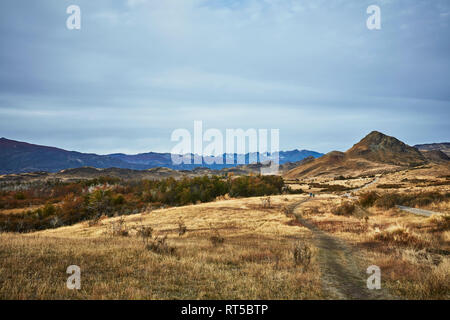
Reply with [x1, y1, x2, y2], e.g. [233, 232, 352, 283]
[0, 0, 449, 154]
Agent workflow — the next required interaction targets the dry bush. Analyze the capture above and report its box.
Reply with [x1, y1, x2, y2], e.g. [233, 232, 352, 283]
[210, 234, 225, 247]
[420, 258, 450, 299]
[260, 197, 272, 209]
[374, 191, 450, 209]
[374, 193, 402, 209]
[402, 248, 442, 266]
[239, 249, 276, 264]
[373, 225, 428, 248]
[209, 225, 225, 247]
[309, 206, 320, 215]
[396, 252, 449, 299]
[292, 242, 312, 271]
[110, 217, 129, 237]
[358, 191, 380, 208]
[135, 224, 153, 245]
[178, 219, 187, 236]
[142, 205, 153, 215]
[282, 205, 292, 217]
[332, 202, 356, 216]
[427, 214, 450, 231]
[315, 220, 368, 234]
[146, 234, 176, 255]
[133, 222, 176, 255]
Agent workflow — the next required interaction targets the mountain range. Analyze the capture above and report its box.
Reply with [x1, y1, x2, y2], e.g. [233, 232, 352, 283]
[0, 137, 323, 174]
[414, 143, 450, 157]
[1, 132, 448, 177]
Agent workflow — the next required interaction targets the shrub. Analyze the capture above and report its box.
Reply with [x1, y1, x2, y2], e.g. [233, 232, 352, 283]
[293, 242, 312, 271]
[427, 214, 450, 231]
[146, 235, 176, 255]
[332, 202, 356, 216]
[284, 186, 305, 194]
[14, 192, 26, 200]
[178, 219, 187, 236]
[260, 197, 271, 208]
[110, 217, 129, 237]
[282, 205, 292, 216]
[37, 203, 58, 219]
[374, 193, 402, 209]
[136, 225, 153, 245]
[374, 191, 449, 209]
[358, 191, 380, 208]
[113, 194, 125, 206]
[209, 226, 225, 247]
[373, 225, 426, 248]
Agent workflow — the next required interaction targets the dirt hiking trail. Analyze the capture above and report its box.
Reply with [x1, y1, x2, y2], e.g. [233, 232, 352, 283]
[291, 199, 396, 300]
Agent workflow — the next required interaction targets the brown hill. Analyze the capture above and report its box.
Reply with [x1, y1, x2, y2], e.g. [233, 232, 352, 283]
[346, 131, 426, 166]
[284, 131, 428, 179]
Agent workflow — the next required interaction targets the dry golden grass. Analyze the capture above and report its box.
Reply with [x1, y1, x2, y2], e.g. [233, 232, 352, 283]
[0, 195, 325, 300]
[301, 201, 449, 299]
[299, 200, 449, 299]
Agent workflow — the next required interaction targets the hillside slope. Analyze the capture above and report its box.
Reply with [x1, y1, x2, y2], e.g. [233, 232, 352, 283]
[285, 131, 429, 179]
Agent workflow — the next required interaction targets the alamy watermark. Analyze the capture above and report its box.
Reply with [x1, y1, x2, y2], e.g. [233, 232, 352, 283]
[65, 5, 380, 31]
[66, 265, 81, 290]
[367, 5, 381, 30]
[66, 5, 81, 30]
[366, 265, 381, 290]
[170, 121, 280, 174]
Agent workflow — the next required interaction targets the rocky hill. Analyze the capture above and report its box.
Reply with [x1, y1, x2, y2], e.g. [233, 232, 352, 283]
[284, 131, 430, 179]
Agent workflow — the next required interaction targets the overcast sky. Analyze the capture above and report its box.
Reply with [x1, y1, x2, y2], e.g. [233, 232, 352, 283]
[0, 0, 449, 154]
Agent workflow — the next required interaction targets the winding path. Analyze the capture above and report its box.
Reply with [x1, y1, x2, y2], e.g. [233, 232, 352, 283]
[343, 177, 379, 198]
